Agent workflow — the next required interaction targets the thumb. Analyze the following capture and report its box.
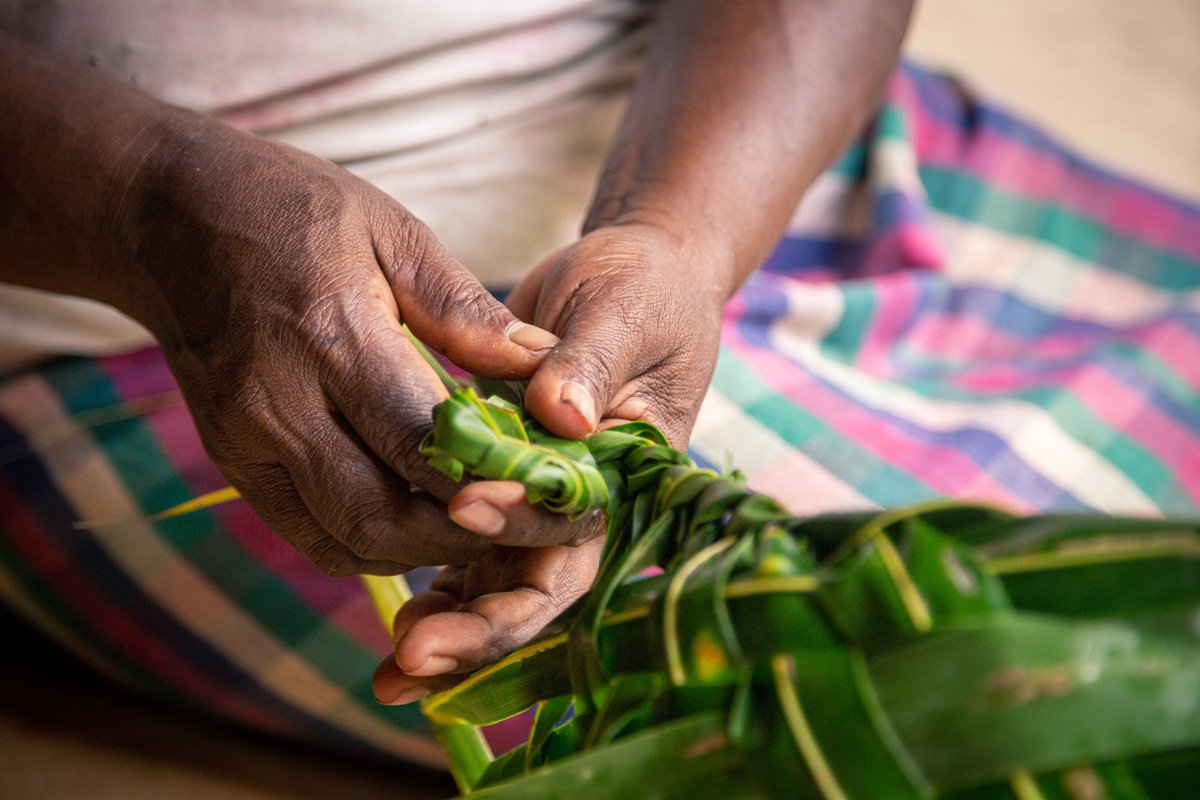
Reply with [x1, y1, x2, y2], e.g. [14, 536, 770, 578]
[378, 217, 559, 378]
[523, 284, 652, 441]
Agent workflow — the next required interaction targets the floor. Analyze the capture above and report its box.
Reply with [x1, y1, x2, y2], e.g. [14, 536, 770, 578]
[0, 609, 455, 800]
[3, 3, 1197, 799]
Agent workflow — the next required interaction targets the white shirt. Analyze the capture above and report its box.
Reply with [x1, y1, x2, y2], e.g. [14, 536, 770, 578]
[0, 1, 652, 367]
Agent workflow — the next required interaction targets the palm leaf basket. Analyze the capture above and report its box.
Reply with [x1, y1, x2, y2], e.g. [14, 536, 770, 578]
[359, 384, 1200, 800]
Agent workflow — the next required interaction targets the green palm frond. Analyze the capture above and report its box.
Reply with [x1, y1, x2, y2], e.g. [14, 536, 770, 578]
[414, 387, 1200, 800]
[419, 387, 610, 518]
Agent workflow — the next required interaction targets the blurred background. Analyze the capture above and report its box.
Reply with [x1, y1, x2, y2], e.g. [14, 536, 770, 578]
[3, 2, 1197, 798]
[907, 0, 1200, 201]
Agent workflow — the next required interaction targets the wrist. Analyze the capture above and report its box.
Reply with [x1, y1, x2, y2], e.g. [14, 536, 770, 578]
[582, 201, 749, 301]
[0, 35, 213, 322]
[108, 110, 235, 331]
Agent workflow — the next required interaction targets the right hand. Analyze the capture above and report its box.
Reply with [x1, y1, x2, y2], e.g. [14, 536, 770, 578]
[118, 117, 574, 575]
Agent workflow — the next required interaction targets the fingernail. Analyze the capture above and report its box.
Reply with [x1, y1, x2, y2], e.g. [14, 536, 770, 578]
[505, 321, 559, 352]
[415, 655, 459, 676]
[382, 685, 431, 706]
[451, 499, 506, 536]
[560, 380, 597, 431]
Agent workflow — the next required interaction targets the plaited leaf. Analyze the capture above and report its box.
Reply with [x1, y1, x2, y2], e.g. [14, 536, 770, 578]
[414, 387, 1200, 800]
[419, 387, 608, 518]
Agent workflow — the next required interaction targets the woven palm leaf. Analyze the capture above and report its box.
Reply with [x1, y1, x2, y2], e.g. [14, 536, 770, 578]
[381, 386, 1200, 800]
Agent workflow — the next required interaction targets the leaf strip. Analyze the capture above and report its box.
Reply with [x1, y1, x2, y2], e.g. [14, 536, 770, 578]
[72, 485, 242, 530]
[772, 653, 849, 800]
[989, 540, 1200, 574]
[1009, 769, 1047, 800]
[868, 532, 933, 633]
[724, 574, 821, 598]
[359, 574, 413, 639]
[663, 538, 736, 685]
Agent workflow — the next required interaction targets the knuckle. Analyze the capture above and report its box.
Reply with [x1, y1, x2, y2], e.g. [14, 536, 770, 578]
[376, 210, 432, 283]
[563, 512, 605, 547]
[293, 285, 374, 360]
[548, 334, 622, 396]
[308, 538, 362, 577]
[529, 584, 568, 621]
[548, 578, 585, 615]
[336, 497, 403, 560]
[228, 379, 277, 427]
[377, 410, 434, 480]
[422, 269, 506, 330]
[462, 285, 509, 329]
[553, 301, 646, 380]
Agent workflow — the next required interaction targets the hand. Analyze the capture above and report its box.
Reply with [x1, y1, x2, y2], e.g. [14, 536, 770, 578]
[435, 223, 729, 550]
[372, 224, 728, 701]
[370, 0, 918, 686]
[0, 35, 600, 689]
[373, 530, 604, 704]
[122, 119, 572, 575]
[510, 223, 727, 449]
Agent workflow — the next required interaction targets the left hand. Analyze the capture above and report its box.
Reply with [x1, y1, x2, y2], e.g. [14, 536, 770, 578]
[373, 223, 730, 702]
[507, 222, 728, 451]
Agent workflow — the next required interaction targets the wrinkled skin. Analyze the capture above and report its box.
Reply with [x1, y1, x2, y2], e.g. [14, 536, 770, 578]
[374, 0, 914, 702]
[375, 227, 727, 704]
[0, 0, 913, 707]
[131, 124, 582, 576]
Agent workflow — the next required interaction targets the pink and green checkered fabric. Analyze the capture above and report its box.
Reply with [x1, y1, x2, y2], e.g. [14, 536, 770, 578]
[1, 63, 1197, 763]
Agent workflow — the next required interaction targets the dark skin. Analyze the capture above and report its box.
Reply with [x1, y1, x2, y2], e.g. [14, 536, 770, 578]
[0, 0, 913, 704]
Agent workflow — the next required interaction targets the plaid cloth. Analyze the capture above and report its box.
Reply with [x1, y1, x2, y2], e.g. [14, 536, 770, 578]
[1, 63, 1197, 763]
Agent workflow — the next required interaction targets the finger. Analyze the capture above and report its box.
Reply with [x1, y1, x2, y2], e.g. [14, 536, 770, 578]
[393, 540, 602, 675]
[318, 312, 594, 551]
[600, 370, 705, 449]
[371, 211, 559, 377]
[278, 409, 493, 567]
[523, 271, 688, 441]
[373, 654, 459, 705]
[319, 311, 593, 551]
[448, 480, 603, 548]
[374, 585, 476, 704]
[390, 589, 462, 647]
[528, 308, 709, 448]
[229, 461, 411, 577]
[318, 309, 462, 502]
[503, 247, 560, 322]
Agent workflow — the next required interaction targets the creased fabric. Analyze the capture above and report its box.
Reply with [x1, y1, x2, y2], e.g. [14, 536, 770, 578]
[0, 63, 1197, 762]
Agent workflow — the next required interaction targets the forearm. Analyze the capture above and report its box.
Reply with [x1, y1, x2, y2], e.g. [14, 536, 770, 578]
[586, 0, 913, 295]
[0, 33, 184, 311]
